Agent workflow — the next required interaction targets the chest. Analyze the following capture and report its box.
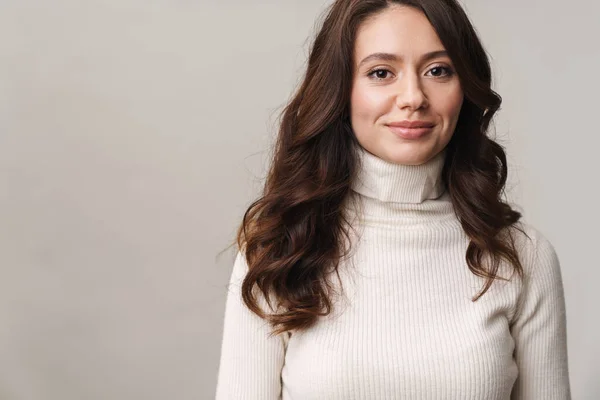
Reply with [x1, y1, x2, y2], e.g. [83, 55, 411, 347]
[281, 225, 522, 399]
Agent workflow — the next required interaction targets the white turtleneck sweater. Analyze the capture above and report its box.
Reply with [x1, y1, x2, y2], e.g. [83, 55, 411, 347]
[215, 148, 571, 399]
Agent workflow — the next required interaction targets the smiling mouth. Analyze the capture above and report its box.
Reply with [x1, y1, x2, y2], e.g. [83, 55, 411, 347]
[387, 125, 434, 139]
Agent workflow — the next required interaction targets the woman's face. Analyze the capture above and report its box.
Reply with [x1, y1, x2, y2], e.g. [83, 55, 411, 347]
[350, 5, 464, 165]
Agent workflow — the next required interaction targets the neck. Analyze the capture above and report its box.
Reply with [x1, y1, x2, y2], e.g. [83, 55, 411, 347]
[351, 147, 447, 204]
[347, 146, 456, 225]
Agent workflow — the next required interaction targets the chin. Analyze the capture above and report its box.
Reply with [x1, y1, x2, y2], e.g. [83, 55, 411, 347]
[391, 157, 426, 166]
[381, 146, 435, 166]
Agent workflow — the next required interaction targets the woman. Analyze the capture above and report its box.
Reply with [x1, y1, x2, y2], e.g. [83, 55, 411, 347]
[216, 0, 571, 399]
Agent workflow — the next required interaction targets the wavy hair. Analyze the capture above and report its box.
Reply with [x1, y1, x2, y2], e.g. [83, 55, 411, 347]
[234, 0, 525, 336]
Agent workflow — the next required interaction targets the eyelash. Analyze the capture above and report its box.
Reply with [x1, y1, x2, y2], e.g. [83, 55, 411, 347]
[367, 65, 454, 81]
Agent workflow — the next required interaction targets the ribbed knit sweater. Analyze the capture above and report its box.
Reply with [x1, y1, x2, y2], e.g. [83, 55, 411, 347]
[215, 147, 571, 399]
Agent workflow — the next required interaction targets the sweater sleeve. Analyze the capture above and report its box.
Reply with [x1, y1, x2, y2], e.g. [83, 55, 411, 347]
[509, 231, 571, 399]
[215, 251, 287, 400]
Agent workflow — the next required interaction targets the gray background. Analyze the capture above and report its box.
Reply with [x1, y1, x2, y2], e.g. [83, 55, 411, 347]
[1, 0, 598, 399]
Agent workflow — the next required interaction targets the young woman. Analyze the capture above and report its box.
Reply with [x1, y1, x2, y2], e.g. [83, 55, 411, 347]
[216, 0, 571, 399]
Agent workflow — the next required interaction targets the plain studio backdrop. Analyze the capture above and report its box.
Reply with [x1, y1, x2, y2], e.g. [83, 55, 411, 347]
[0, 0, 598, 399]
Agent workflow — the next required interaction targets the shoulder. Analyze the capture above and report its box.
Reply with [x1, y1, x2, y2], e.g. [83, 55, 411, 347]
[229, 249, 280, 315]
[509, 220, 556, 252]
[507, 221, 567, 328]
[507, 221, 562, 283]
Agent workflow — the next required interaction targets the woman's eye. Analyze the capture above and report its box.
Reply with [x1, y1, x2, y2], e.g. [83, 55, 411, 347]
[427, 66, 454, 77]
[367, 68, 393, 80]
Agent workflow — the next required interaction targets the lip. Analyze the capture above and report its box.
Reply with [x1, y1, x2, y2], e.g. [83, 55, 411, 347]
[386, 120, 435, 140]
[387, 120, 435, 128]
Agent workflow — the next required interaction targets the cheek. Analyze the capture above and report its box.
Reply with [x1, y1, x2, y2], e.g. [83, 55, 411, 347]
[350, 85, 388, 122]
[449, 91, 464, 120]
[432, 88, 464, 124]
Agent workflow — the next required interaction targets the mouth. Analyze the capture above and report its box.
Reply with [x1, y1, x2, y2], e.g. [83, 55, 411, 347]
[387, 120, 436, 128]
[386, 123, 435, 140]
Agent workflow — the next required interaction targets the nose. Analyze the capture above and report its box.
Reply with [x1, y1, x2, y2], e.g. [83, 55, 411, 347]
[395, 71, 428, 111]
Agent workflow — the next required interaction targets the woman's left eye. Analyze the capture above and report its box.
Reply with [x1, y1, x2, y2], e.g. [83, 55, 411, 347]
[427, 66, 454, 77]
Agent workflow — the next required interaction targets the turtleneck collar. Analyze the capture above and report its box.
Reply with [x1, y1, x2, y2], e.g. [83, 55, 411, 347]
[351, 146, 447, 204]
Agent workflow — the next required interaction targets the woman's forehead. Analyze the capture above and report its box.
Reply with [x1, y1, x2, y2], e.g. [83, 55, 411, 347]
[353, 6, 446, 64]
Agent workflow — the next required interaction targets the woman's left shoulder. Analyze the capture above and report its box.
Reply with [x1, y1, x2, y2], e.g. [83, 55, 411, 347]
[506, 220, 562, 278]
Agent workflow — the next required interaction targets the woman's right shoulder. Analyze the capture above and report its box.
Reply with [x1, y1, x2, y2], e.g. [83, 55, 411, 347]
[229, 249, 250, 284]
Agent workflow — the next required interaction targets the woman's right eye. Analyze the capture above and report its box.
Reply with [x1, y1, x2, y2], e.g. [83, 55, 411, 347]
[367, 68, 393, 81]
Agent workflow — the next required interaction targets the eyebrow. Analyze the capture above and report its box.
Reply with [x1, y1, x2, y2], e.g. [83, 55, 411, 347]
[357, 50, 449, 68]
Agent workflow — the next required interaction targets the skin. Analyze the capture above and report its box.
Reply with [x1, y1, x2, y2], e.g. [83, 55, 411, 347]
[350, 5, 464, 166]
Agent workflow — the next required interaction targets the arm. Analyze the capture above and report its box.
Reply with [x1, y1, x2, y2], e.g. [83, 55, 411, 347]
[510, 231, 571, 399]
[215, 251, 287, 400]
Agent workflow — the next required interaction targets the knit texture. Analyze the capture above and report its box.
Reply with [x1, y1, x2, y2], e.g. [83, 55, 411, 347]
[216, 147, 571, 399]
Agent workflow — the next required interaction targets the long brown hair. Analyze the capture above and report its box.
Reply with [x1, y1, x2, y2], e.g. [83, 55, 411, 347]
[234, 0, 525, 336]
